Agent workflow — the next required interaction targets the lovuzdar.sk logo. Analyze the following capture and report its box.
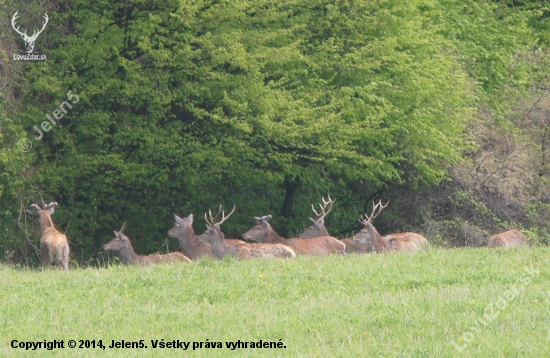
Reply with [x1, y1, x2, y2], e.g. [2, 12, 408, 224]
[11, 10, 48, 61]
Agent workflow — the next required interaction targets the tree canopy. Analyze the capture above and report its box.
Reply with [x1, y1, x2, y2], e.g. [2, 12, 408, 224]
[1, 0, 548, 263]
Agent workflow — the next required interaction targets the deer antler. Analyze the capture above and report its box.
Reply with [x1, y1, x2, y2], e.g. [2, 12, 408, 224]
[207, 204, 223, 224]
[358, 199, 389, 226]
[205, 203, 236, 227]
[119, 222, 127, 233]
[310, 194, 335, 221]
[11, 11, 27, 38]
[11, 11, 49, 40]
[30, 13, 49, 40]
[45, 202, 58, 209]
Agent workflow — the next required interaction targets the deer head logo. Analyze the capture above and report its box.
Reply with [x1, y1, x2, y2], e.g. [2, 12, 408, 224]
[11, 11, 49, 54]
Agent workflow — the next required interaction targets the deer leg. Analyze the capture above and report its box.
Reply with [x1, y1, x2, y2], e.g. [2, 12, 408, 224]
[40, 242, 51, 269]
[59, 244, 69, 270]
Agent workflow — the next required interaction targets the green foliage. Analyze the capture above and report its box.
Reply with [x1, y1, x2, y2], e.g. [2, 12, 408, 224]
[1, 0, 548, 262]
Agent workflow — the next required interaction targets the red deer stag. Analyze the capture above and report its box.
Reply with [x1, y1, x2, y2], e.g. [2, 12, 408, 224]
[168, 209, 244, 260]
[298, 195, 335, 238]
[104, 223, 191, 266]
[204, 204, 246, 247]
[352, 200, 428, 253]
[27, 202, 70, 270]
[197, 204, 296, 259]
[297, 195, 363, 253]
[243, 215, 345, 256]
[487, 230, 527, 248]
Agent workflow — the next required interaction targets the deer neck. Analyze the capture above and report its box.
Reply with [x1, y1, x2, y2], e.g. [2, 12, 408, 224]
[209, 233, 234, 259]
[118, 242, 139, 264]
[210, 239, 230, 259]
[39, 213, 55, 233]
[267, 228, 284, 244]
[177, 227, 203, 255]
[373, 230, 388, 251]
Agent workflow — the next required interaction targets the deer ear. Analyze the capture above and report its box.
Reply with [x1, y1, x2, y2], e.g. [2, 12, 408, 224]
[27, 209, 40, 216]
[186, 213, 193, 224]
[45, 202, 57, 215]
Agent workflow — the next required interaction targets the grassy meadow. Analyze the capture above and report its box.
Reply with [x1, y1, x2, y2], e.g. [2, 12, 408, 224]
[1, 247, 549, 357]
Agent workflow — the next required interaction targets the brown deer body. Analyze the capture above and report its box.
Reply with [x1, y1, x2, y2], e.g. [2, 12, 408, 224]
[383, 232, 428, 252]
[104, 230, 191, 266]
[27, 202, 70, 270]
[243, 215, 345, 256]
[197, 205, 296, 260]
[488, 230, 527, 248]
[340, 238, 371, 254]
[352, 200, 428, 253]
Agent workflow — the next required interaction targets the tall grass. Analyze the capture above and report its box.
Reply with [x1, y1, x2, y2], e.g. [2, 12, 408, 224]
[1, 248, 548, 357]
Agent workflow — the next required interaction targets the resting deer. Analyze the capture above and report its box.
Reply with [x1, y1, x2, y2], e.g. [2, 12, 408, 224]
[352, 200, 428, 253]
[298, 195, 335, 238]
[197, 204, 295, 259]
[243, 214, 345, 256]
[168, 208, 244, 260]
[27, 202, 70, 270]
[488, 230, 527, 248]
[168, 213, 216, 259]
[203, 204, 246, 247]
[104, 223, 191, 266]
[297, 195, 363, 253]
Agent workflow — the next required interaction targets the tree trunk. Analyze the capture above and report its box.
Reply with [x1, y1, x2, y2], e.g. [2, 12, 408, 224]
[279, 177, 301, 237]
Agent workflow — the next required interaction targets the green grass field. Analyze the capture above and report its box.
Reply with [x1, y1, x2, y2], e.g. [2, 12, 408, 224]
[1, 247, 548, 357]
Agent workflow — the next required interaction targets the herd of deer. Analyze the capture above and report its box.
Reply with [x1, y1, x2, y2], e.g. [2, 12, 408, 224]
[26, 196, 528, 270]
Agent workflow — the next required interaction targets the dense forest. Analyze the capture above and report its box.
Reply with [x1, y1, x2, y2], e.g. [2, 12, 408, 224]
[2, 0, 550, 266]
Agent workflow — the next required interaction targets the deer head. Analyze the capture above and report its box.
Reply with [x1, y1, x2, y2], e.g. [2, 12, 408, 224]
[168, 213, 194, 239]
[198, 204, 236, 245]
[27, 202, 58, 231]
[11, 11, 49, 53]
[299, 195, 335, 238]
[242, 215, 273, 243]
[352, 200, 389, 246]
[103, 224, 130, 252]
[26, 201, 57, 217]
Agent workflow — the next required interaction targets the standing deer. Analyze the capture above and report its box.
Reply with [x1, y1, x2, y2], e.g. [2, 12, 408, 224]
[352, 200, 428, 253]
[243, 214, 345, 256]
[197, 204, 296, 259]
[104, 223, 191, 266]
[27, 202, 70, 270]
[487, 230, 527, 248]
